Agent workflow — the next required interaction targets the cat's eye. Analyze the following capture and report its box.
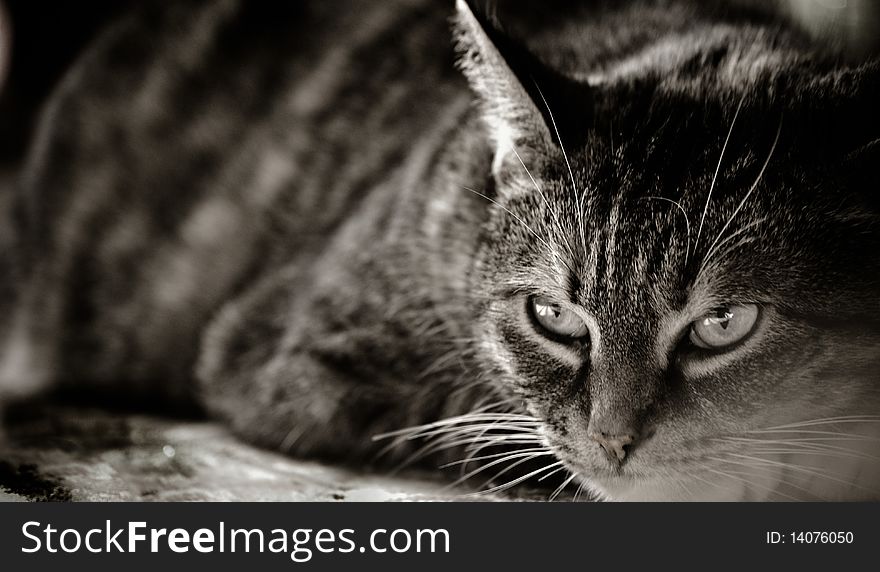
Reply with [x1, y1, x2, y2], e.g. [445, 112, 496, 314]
[689, 304, 759, 350]
[529, 296, 589, 340]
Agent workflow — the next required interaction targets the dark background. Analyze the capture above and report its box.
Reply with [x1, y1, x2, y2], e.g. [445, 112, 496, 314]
[0, 1, 134, 163]
[0, 0, 878, 169]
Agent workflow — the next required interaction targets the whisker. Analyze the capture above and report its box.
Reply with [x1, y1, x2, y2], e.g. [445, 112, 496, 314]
[690, 462, 746, 499]
[578, 185, 591, 259]
[455, 427, 542, 472]
[400, 421, 541, 441]
[373, 407, 541, 469]
[532, 82, 578, 197]
[695, 94, 745, 250]
[416, 347, 466, 380]
[372, 410, 538, 441]
[439, 447, 549, 468]
[462, 185, 573, 274]
[702, 117, 783, 266]
[509, 143, 572, 258]
[573, 480, 588, 502]
[394, 434, 543, 471]
[457, 436, 545, 468]
[760, 416, 880, 430]
[716, 436, 880, 461]
[722, 452, 880, 495]
[699, 216, 767, 273]
[474, 453, 556, 491]
[735, 447, 878, 463]
[537, 464, 568, 482]
[744, 429, 879, 440]
[719, 465, 819, 499]
[640, 196, 691, 265]
[549, 472, 579, 501]
[532, 81, 590, 267]
[702, 460, 802, 501]
[471, 461, 565, 496]
[372, 403, 559, 497]
[446, 450, 555, 489]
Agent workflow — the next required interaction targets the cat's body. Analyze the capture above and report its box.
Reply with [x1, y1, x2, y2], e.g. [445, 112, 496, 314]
[1, 0, 878, 500]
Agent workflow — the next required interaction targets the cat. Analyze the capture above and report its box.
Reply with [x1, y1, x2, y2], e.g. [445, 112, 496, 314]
[1, 0, 878, 501]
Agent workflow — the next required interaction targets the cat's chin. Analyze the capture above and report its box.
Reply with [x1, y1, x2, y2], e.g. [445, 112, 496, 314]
[576, 474, 678, 502]
[579, 453, 880, 501]
[579, 474, 761, 502]
[575, 460, 794, 501]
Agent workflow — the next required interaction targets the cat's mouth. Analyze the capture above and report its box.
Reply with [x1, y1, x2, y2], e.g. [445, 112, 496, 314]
[547, 424, 658, 475]
[555, 450, 711, 501]
[546, 429, 712, 499]
[546, 440, 646, 496]
[548, 451, 653, 501]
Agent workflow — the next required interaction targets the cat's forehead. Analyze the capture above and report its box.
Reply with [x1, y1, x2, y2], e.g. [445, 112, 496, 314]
[516, 142, 824, 319]
[536, 184, 691, 314]
[486, 36, 877, 317]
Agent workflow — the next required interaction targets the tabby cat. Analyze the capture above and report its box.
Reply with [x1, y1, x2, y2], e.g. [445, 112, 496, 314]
[1, 0, 878, 500]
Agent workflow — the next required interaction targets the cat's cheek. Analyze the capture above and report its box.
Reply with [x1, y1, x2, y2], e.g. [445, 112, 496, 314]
[679, 316, 838, 430]
[494, 320, 585, 393]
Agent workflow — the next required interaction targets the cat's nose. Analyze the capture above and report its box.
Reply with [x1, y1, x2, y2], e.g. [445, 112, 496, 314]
[588, 431, 638, 465]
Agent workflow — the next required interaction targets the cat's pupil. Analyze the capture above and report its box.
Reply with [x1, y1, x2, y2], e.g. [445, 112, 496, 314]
[537, 303, 561, 319]
[530, 297, 590, 340]
[708, 308, 734, 330]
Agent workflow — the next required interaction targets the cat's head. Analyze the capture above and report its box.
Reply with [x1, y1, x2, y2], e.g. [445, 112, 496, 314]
[454, 0, 880, 500]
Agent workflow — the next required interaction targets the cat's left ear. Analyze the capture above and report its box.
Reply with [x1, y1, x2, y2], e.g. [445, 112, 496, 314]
[453, 0, 592, 173]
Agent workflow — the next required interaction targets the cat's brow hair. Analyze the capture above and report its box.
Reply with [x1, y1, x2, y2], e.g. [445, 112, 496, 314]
[533, 82, 578, 196]
[462, 185, 578, 278]
[508, 142, 573, 263]
[700, 117, 783, 274]
[695, 94, 747, 252]
[531, 79, 594, 275]
[640, 196, 692, 266]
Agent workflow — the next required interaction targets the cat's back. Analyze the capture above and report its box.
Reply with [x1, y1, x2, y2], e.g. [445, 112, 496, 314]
[7, 0, 464, 402]
[21, 0, 461, 245]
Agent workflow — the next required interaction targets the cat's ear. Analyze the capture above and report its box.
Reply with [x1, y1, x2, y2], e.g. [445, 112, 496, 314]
[453, 0, 591, 172]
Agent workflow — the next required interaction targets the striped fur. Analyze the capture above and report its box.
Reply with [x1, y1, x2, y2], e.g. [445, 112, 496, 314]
[1, 0, 879, 499]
